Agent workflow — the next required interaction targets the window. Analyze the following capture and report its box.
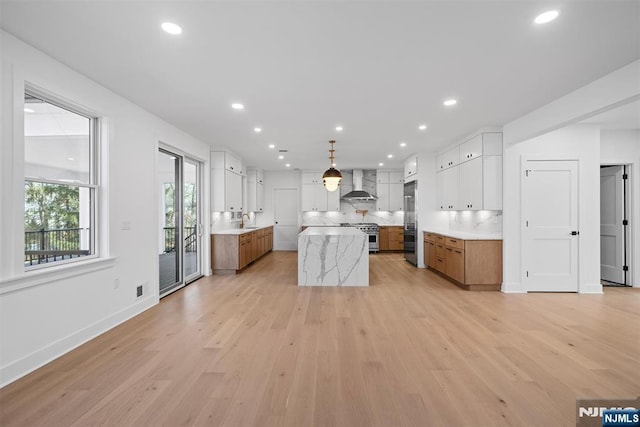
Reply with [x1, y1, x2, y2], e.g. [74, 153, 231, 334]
[23, 91, 98, 268]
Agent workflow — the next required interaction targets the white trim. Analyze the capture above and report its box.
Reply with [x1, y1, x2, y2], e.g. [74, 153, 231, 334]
[0, 257, 115, 295]
[579, 282, 604, 294]
[0, 294, 156, 388]
[501, 281, 526, 293]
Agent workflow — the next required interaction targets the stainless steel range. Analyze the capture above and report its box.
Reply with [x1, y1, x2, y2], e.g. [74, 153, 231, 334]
[341, 223, 379, 253]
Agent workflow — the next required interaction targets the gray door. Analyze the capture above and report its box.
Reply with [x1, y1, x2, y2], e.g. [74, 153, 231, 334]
[600, 165, 627, 285]
[274, 188, 299, 251]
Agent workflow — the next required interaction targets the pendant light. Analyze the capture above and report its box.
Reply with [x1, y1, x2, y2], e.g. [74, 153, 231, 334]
[322, 140, 342, 192]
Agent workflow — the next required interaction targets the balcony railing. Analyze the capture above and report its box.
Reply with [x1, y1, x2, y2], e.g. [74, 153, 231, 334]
[163, 226, 197, 253]
[24, 226, 198, 266]
[24, 228, 90, 266]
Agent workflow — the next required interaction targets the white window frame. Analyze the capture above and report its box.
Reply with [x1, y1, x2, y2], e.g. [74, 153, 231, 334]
[23, 87, 101, 271]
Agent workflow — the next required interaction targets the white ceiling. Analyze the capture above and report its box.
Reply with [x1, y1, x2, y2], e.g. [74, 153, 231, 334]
[2, 1, 639, 171]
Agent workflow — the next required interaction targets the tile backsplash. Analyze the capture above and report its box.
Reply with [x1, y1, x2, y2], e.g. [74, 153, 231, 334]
[447, 210, 502, 234]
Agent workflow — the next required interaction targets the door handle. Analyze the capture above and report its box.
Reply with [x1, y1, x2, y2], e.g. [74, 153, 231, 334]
[570, 231, 579, 236]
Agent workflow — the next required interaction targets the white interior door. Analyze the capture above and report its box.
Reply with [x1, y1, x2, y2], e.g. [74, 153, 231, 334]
[600, 165, 626, 284]
[522, 160, 579, 292]
[274, 188, 299, 251]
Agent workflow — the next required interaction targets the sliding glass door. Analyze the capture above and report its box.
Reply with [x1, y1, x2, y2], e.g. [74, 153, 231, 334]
[158, 148, 202, 297]
[183, 159, 201, 283]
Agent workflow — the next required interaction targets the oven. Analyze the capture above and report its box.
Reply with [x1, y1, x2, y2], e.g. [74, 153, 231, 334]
[344, 223, 379, 253]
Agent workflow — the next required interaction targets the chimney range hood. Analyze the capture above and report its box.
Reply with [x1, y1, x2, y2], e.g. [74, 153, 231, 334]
[341, 170, 378, 201]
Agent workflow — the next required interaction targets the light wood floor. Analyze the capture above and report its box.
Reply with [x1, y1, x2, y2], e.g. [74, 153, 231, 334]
[1, 252, 639, 426]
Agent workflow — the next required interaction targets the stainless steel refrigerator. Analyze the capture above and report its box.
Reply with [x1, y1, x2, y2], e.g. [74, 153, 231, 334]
[403, 180, 417, 266]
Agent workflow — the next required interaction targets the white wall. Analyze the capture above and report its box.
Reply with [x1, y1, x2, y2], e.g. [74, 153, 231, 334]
[600, 129, 640, 287]
[502, 125, 602, 293]
[0, 31, 211, 386]
[501, 59, 640, 293]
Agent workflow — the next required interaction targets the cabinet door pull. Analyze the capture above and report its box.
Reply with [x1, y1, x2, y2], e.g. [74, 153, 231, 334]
[455, 250, 462, 254]
[446, 248, 452, 251]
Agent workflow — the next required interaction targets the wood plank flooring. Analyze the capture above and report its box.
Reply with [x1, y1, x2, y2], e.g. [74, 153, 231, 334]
[1, 252, 639, 426]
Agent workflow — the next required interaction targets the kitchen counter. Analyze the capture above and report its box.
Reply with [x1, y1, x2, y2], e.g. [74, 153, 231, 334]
[298, 227, 369, 286]
[423, 230, 502, 240]
[212, 225, 273, 235]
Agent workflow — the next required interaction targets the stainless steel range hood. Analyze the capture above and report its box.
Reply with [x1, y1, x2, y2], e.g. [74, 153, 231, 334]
[341, 170, 378, 201]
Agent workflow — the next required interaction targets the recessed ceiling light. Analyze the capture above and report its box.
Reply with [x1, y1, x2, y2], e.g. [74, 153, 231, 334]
[67, 157, 75, 161]
[24, 107, 34, 113]
[335, 126, 343, 132]
[268, 144, 275, 149]
[534, 10, 559, 24]
[161, 22, 182, 35]
[387, 154, 393, 159]
[285, 163, 291, 168]
[231, 103, 245, 110]
[400, 142, 407, 147]
[443, 99, 457, 107]
[254, 127, 262, 133]
[418, 124, 427, 131]
[379, 162, 384, 167]
[278, 155, 284, 160]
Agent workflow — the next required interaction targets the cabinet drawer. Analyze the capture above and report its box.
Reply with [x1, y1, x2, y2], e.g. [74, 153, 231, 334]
[434, 256, 446, 273]
[424, 232, 436, 243]
[445, 237, 464, 250]
[435, 235, 445, 244]
[435, 243, 446, 258]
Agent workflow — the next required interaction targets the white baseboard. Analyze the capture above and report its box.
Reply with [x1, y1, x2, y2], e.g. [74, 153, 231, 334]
[501, 281, 526, 293]
[0, 295, 157, 388]
[579, 282, 604, 294]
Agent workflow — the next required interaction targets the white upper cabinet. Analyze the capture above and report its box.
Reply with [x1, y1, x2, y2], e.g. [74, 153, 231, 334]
[389, 171, 404, 183]
[437, 146, 460, 171]
[376, 169, 404, 211]
[458, 157, 483, 209]
[482, 155, 503, 210]
[376, 182, 390, 210]
[389, 183, 404, 211]
[437, 167, 459, 210]
[459, 135, 482, 163]
[302, 171, 322, 184]
[459, 132, 502, 164]
[377, 171, 390, 184]
[246, 168, 265, 213]
[435, 131, 503, 211]
[404, 155, 418, 182]
[211, 151, 244, 212]
[326, 188, 340, 212]
[301, 170, 339, 211]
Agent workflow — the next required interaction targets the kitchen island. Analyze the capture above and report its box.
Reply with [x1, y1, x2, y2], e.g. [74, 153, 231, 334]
[298, 226, 369, 286]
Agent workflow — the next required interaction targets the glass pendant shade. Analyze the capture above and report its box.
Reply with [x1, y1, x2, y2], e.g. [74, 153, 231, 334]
[322, 167, 342, 192]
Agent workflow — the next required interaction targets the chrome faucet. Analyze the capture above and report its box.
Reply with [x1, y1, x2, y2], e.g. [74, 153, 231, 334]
[240, 213, 251, 229]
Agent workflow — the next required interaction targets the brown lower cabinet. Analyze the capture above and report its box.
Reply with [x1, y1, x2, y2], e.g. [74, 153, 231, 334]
[379, 226, 404, 251]
[424, 231, 502, 291]
[212, 226, 273, 274]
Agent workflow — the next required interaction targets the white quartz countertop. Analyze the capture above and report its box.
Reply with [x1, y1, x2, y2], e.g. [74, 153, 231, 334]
[212, 225, 273, 235]
[423, 230, 503, 240]
[300, 226, 365, 236]
[301, 224, 403, 227]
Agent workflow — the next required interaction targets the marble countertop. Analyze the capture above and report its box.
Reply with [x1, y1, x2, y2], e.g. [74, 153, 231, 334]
[212, 225, 273, 235]
[423, 230, 503, 240]
[301, 224, 403, 227]
[300, 226, 365, 236]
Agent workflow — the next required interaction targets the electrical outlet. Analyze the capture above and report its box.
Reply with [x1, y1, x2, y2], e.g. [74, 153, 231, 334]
[136, 285, 143, 297]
